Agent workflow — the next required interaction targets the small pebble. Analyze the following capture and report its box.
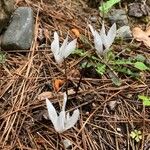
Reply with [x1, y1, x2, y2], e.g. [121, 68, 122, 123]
[116, 26, 132, 39]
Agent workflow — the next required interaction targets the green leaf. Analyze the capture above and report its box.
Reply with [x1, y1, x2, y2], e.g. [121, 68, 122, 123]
[134, 54, 146, 62]
[113, 59, 132, 65]
[81, 61, 93, 68]
[0, 52, 6, 63]
[96, 63, 106, 75]
[130, 131, 136, 139]
[99, 0, 120, 14]
[106, 51, 115, 61]
[130, 130, 142, 142]
[138, 95, 150, 106]
[108, 71, 122, 86]
[134, 62, 149, 71]
[72, 49, 87, 57]
[114, 66, 138, 77]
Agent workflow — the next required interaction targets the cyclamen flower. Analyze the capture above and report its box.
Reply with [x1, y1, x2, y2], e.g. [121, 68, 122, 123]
[46, 93, 79, 133]
[51, 32, 77, 64]
[89, 23, 116, 55]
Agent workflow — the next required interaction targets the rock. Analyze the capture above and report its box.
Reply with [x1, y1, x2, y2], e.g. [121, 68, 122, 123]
[108, 101, 117, 111]
[147, 0, 150, 6]
[128, 2, 150, 17]
[63, 139, 72, 149]
[108, 9, 128, 27]
[116, 26, 132, 39]
[90, 16, 98, 23]
[0, 0, 15, 33]
[1, 7, 34, 50]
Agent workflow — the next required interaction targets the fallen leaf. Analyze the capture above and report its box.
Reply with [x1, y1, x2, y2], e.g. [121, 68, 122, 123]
[145, 26, 150, 36]
[53, 79, 65, 92]
[108, 101, 117, 110]
[38, 92, 53, 100]
[44, 28, 50, 41]
[71, 28, 80, 37]
[68, 69, 80, 78]
[38, 89, 76, 101]
[132, 27, 150, 47]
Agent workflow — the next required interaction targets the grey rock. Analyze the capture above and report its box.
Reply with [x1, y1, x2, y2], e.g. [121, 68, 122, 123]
[0, 0, 15, 33]
[90, 16, 98, 23]
[109, 9, 128, 27]
[1, 7, 34, 50]
[116, 26, 132, 39]
[128, 2, 150, 17]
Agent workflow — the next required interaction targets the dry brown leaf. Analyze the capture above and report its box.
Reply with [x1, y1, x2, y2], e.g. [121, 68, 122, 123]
[68, 69, 80, 78]
[145, 26, 150, 36]
[38, 89, 76, 100]
[132, 27, 150, 48]
[53, 79, 65, 92]
[38, 92, 53, 100]
[71, 28, 80, 38]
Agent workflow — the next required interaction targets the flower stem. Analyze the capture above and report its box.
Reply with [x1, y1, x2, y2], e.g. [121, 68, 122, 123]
[75, 61, 88, 97]
[64, 58, 68, 98]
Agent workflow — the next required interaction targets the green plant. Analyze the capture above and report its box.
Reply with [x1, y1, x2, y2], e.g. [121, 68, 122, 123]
[0, 52, 6, 63]
[130, 130, 142, 142]
[111, 56, 149, 77]
[99, 0, 120, 14]
[73, 49, 87, 57]
[134, 62, 149, 71]
[75, 46, 149, 86]
[138, 95, 150, 106]
[108, 71, 122, 86]
[96, 63, 106, 75]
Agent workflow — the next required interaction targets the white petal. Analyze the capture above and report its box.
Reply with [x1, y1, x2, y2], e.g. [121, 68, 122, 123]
[62, 92, 67, 111]
[51, 32, 60, 55]
[100, 23, 107, 48]
[88, 24, 96, 37]
[105, 23, 116, 50]
[89, 24, 103, 55]
[56, 111, 65, 132]
[63, 39, 77, 58]
[46, 98, 58, 126]
[60, 35, 69, 55]
[65, 109, 79, 130]
[66, 112, 70, 122]
[94, 31, 103, 55]
[54, 54, 64, 64]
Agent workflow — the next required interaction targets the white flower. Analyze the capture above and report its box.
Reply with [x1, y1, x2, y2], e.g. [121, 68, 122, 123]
[46, 93, 79, 133]
[51, 32, 77, 64]
[89, 23, 116, 55]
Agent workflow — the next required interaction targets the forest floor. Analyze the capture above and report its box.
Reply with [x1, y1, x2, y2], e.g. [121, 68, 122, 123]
[0, 0, 150, 149]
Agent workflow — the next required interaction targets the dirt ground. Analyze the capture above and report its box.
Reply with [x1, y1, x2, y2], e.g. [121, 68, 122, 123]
[0, 0, 150, 149]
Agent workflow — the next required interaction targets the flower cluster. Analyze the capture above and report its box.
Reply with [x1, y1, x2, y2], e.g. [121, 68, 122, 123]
[89, 23, 116, 56]
[51, 32, 77, 64]
[46, 93, 79, 133]
[45, 23, 116, 133]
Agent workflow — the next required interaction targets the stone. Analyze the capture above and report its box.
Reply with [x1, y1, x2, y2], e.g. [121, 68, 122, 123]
[0, 0, 15, 33]
[1, 7, 34, 50]
[116, 26, 132, 39]
[108, 9, 128, 27]
[128, 2, 150, 17]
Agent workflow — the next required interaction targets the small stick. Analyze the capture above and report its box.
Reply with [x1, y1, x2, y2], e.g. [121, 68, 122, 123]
[75, 61, 88, 97]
